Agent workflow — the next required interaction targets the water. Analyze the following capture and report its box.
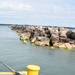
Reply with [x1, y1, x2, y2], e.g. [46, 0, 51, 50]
[0, 25, 75, 75]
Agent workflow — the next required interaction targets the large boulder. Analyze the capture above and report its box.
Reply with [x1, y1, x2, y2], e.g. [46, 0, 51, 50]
[53, 42, 60, 48]
[59, 28, 69, 43]
[35, 41, 45, 46]
[59, 37, 70, 43]
[59, 43, 66, 49]
[20, 32, 30, 40]
[66, 31, 75, 40]
[65, 43, 73, 50]
[72, 44, 75, 49]
[30, 31, 35, 39]
[35, 36, 50, 46]
[50, 35, 59, 46]
[43, 27, 51, 38]
[31, 37, 36, 43]
[49, 27, 59, 46]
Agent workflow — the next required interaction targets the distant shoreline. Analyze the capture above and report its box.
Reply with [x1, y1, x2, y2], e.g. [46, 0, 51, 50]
[0, 24, 75, 29]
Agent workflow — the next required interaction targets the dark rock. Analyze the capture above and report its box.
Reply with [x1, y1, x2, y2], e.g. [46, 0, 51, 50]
[66, 31, 75, 40]
[30, 31, 35, 39]
[49, 39, 53, 46]
[43, 27, 51, 38]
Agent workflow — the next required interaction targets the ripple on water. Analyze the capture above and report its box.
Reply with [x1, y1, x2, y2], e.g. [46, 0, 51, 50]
[0, 26, 75, 75]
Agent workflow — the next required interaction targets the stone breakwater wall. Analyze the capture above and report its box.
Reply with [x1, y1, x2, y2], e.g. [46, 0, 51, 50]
[11, 25, 75, 50]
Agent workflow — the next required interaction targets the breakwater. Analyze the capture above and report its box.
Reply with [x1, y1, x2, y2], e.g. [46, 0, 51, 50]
[11, 25, 75, 50]
[1, 25, 75, 75]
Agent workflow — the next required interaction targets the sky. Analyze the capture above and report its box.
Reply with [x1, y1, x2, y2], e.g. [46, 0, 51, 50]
[0, 0, 75, 27]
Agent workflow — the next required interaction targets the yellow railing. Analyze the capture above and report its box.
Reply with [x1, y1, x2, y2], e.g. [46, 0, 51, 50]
[0, 65, 40, 75]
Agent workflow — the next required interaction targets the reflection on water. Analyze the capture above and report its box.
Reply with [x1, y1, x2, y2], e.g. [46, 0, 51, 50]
[0, 26, 75, 75]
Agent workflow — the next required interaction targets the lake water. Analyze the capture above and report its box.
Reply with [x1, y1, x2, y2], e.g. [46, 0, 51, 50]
[0, 25, 75, 75]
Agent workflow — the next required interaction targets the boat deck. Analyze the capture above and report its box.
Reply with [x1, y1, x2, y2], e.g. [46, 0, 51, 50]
[0, 71, 27, 75]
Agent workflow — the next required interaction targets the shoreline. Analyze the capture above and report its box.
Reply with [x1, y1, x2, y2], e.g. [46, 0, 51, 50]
[11, 25, 75, 50]
[0, 24, 75, 29]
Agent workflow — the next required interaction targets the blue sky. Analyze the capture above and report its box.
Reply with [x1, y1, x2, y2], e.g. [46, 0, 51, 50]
[0, 0, 75, 27]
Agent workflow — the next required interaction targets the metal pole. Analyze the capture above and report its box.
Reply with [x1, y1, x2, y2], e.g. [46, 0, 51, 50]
[0, 61, 21, 75]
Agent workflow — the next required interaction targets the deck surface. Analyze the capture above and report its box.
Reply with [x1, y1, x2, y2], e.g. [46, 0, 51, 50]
[0, 71, 27, 75]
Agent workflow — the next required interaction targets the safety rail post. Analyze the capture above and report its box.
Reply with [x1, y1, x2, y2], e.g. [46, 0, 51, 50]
[27, 65, 40, 75]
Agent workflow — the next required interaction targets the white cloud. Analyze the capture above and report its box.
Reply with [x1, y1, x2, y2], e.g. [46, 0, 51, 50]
[0, 0, 75, 20]
[0, 1, 32, 11]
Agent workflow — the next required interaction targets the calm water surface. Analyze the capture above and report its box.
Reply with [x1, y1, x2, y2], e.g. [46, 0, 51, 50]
[0, 25, 75, 75]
